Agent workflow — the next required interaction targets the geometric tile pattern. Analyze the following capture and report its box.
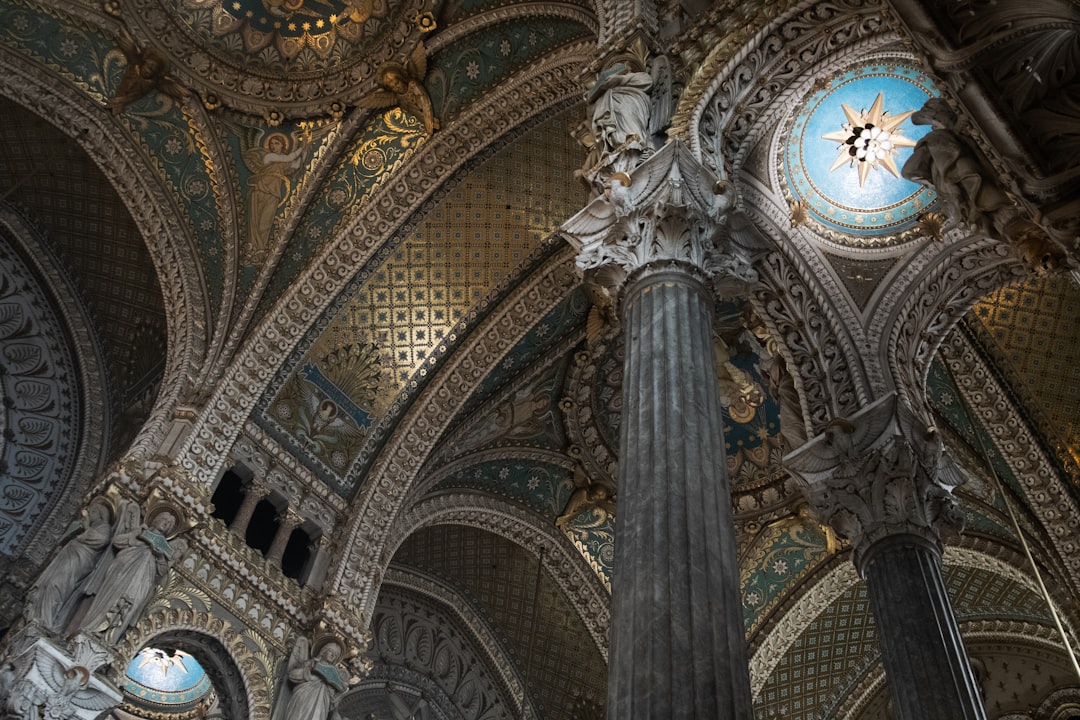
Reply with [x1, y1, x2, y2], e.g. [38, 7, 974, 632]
[966, 275, 1080, 493]
[0, 96, 166, 454]
[392, 525, 607, 720]
[754, 565, 1054, 719]
[261, 104, 586, 489]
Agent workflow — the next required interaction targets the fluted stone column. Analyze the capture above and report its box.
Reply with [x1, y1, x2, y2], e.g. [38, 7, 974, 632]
[562, 140, 756, 719]
[785, 394, 987, 720]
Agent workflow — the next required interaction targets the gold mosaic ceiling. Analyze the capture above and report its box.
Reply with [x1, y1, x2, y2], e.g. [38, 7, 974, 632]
[966, 275, 1080, 486]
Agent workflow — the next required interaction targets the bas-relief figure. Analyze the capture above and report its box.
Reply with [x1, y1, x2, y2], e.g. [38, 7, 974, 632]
[283, 638, 349, 720]
[24, 501, 113, 633]
[77, 505, 185, 645]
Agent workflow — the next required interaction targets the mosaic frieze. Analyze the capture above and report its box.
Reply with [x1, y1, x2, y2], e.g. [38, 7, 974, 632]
[563, 506, 613, 590]
[427, 17, 592, 123]
[221, 115, 339, 270]
[433, 460, 574, 520]
[739, 514, 832, 636]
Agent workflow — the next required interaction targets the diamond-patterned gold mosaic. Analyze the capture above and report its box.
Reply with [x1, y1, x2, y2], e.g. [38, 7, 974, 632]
[317, 103, 586, 390]
[967, 275, 1080, 483]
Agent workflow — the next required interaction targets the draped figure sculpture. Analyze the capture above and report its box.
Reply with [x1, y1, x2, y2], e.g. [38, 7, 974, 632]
[283, 638, 348, 720]
[77, 505, 184, 644]
[25, 500, 113, 633]
[901, 98, 1017, 237]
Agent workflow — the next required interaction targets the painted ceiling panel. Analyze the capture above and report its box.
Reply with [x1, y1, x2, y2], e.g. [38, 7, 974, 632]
[255, 103, 585, 493]
[965, 275, 1080, 495]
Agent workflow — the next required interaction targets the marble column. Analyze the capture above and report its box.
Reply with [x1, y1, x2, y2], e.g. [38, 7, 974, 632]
[229, 480, 267, 535]
[562, 140, 757, 719]
[785, 393, 987, 720]
[265, 508, 302, 567]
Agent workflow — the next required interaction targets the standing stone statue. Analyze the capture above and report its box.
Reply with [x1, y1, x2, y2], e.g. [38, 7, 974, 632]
[283, 637, 348, 720]
[77, 506, 184, 644]
[25, 500, 113, 633]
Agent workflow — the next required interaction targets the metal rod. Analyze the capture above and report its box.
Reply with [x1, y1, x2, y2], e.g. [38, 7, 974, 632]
[946, 361, 1080, 682]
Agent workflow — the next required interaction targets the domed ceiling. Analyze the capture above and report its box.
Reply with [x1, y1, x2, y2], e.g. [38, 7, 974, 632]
[784, 62, 940, 245]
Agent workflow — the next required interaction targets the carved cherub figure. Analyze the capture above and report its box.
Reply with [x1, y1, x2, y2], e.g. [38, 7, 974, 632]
[108, 26, 187, 114]
[359, 43, 438, 135]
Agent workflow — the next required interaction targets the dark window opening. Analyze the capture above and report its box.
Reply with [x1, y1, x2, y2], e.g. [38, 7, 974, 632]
[210, 470, 245, 526]
[246, 500, 279, 555]
[281, 527, 313, 582]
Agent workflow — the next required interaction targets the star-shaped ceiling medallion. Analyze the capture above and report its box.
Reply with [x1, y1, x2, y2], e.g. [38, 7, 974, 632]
[822, 93, 916, 186]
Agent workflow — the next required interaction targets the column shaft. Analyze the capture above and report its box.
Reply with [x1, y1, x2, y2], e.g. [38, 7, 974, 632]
[608, 267, 753, 719]
[860, 534, 987, 720]
[266, 515, 297, 566]
[229, 484, 264, 535]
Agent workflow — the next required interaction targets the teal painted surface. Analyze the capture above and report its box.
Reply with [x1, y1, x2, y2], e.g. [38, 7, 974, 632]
[434, 459, 575, 519]
[786, 63, 940, 238]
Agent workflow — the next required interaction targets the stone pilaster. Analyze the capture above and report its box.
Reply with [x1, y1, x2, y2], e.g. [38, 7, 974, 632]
[562, 140, 757, 719]
[785, 393, 986, 720]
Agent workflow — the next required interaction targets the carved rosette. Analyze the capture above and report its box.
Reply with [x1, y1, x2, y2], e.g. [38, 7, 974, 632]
[560, 140, 756, 301]
[784, 393, 966, 570]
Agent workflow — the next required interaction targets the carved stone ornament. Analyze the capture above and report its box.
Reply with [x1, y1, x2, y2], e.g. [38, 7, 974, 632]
[1, 637, 121, 720]
[560, 139, 759, 298]
[783, 393, 966, 569]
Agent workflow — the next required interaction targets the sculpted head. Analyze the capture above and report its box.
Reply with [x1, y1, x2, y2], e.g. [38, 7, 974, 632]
[318, 640, 343, 663]
[151, 509, 178, 535]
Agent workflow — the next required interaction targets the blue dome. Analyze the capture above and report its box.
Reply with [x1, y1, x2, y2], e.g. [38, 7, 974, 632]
[785, 63, 940, 242]
[123, 647, 213, 712]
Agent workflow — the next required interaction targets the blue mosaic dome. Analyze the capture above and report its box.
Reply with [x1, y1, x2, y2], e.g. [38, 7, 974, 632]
[123, 647, 213, 714]
[784, 63, 941, 243]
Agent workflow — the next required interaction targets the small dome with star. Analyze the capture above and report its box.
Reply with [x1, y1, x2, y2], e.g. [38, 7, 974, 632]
[122, 647, 213, 715]
[783, 63, 941, 245]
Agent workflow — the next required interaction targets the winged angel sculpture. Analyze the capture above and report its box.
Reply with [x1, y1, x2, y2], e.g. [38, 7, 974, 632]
[107, 26, 187, 114]
[4, 660, 114, 720]
[359, 43, 438, 135]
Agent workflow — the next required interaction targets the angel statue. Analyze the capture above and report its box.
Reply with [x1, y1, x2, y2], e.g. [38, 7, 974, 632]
[25, 499, 114, 633]
[5, 663, 115, 720]
[360, 43, 438, 135]
[76, 504, 186, 645]
[108, 26, 187, 114]
[283, 637, 349, 720]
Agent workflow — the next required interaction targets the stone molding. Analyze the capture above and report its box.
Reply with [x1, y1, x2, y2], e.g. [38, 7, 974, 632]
[784, 393, 966, 569]
[376, 569, 528, 719]
[382, 492, 610, 660]
[938, 329, 1080, 595]
[0, 41, 207, 462]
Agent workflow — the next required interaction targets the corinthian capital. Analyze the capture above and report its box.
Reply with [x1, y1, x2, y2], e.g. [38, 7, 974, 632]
[784, 394, 966, 570]
[560, 140, 763, 298]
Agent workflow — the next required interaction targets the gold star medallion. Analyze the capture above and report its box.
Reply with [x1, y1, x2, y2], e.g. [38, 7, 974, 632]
[822, 92, 916, 186]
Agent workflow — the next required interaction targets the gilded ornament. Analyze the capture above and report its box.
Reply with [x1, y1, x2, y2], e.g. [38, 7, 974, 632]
[359, 43, 438, 135]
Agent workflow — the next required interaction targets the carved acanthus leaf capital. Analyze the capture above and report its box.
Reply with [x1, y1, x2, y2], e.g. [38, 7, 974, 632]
[560, 141, 761, 298]
[784, 393, 966, 570]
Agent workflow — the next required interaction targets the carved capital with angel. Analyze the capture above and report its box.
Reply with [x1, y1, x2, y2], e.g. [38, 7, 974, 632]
[784, 393, 967, 572]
